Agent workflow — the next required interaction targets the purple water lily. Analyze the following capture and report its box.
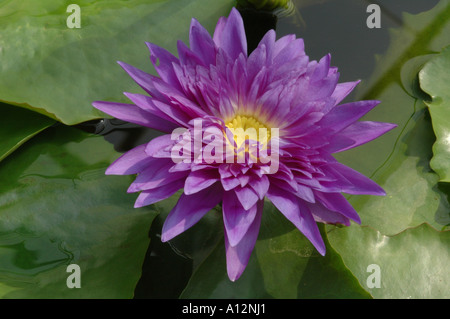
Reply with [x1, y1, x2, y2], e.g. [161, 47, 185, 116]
[93, 8, 396, 281]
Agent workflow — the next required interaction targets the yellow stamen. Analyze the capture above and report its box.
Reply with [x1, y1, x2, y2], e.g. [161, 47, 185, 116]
[225, 115, 271, 149]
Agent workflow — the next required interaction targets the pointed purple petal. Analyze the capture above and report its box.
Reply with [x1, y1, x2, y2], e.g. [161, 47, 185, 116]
[327, 121, 397, 153]
[146, 42, 182, 91]
[145, 134, 173, 157]
[214, 8, 247, 60]
[223, 191, 259, 247]
[134, 179, 184, 208]
[266, 185, 326, 255]
[184, 169, 220, 195]
[189, 18, 216, 66]
[234, 186, 259, 211]
[315, 191, 361, 224]
[221, 176, 241, 191]
[213, 16, 227, 45]
[224, 200, 263, 281]
[294, 183, 315, 203]
[318, 100, 381, 133]
[125, 90, 195, 128]
[105, 144, 150, 175]
[127, 159, 189, 193]
[92, 101, 174, 132]
[310, 54, 331, 83]
[117, 61, 165, 100]
[161, 183, 223, 242]
[249, 174, 269, 200]
[331, 80, 360, 105]
[327, 162, 386, 196]
[273, 37, 305, 66]
[306, 200, 351, 226]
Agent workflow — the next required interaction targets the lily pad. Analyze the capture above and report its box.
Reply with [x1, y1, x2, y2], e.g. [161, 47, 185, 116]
[326, 1, 450, 299]
[334, 0, 450, 235]
[0, 126, 158, 298]
[419, 45, 450, 183]
[0, 102, 54, 163]
[0, 0, 234, 125]
[327, 224, 450, 299]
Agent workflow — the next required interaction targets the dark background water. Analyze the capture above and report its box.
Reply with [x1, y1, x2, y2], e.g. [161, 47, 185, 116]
[82, 0, 438, 298]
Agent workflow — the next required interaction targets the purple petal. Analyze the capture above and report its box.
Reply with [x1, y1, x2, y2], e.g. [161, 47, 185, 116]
[213, 8, 247, 60]
[327, 121, 397, 153]
[177, 40, 204, 67]
[212, 16, 227, 45]
[105, 144, 151, 175]
[331, 80, 360, 105]
[152, 80, 208, 119]
[255, 29, 276, 65]
[123, 92, 179, 124]
[315, 191, 361, 224]
[146, 42, 182, 91]
[224, 200, 263, 281]
[294, 183, 315, 203]
[223, 191, 259, 247]
[306, 200, 351, 226]
[127, 159, 189, 193]
[318, 100, 381, 133]
[184, 169, 220, 195]
[327, 162, 386, 196]
[221, 176, 241, 191]
[310, 54, 332, 83]
[92, 101, 174, 132]
[247, 44, 268, 87]
[117, 61, 165, 101]
[266, 185, 326, 255]
[248, 174, 269, 200]
[134, 179, 184, 208]
[145, 134, 174, 158]
[234, 186, 259, 210]
[273, 37, 305, 66]
[161, 183, 223, 242]
[189, 18, 216, 66]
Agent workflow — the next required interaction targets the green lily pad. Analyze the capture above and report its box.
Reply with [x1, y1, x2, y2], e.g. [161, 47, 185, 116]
[334, 95, 450, 235]
[0, 126, 158, 298]
[335, 0, 450, 235]
[327, 224, 450, 299]
[181, 201, 371, 299]
[0, 102, 54, 163]
[326, 2, 450, 299]
[419, 45, 450, 183]
[0, 0, 234, 125]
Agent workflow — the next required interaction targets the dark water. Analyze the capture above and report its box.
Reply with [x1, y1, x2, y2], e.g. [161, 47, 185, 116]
[127, 0, 440, 298]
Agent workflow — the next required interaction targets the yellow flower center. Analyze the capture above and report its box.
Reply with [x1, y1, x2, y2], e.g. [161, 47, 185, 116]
[225, 115, 271, 148]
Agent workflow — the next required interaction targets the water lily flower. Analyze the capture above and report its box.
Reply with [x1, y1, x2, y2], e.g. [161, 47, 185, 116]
[93, 8, 396, 281]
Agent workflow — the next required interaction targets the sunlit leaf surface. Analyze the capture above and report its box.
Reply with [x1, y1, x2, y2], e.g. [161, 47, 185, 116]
[0, 0, 234, 124]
